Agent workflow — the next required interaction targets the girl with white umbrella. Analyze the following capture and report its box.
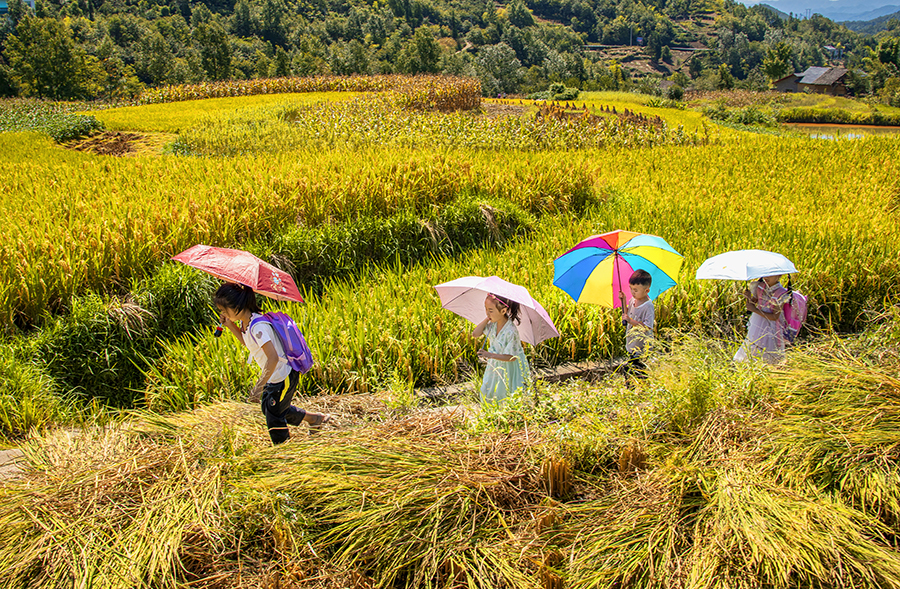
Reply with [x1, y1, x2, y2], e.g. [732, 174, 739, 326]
[696, 250, 797, 364]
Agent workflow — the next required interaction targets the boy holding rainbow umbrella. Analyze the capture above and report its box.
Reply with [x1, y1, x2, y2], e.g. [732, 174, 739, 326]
[553, 230, 683, 384]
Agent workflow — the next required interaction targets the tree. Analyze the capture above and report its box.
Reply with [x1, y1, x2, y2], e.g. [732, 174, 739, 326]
[476, 42, 522, 94]
[231, 0, 255, 38]
[260, 0, 288, 47]
[717, 63, 735, 89]
[194, 22, 232, 80]
[271, 46, 291, 77]
[762, 41, 793, 83]
[506, 0, 535, 28]
[398, 27, 440, 73]
[4, 17, 98, 99]
[137, 31, 174, 84]
[328, 40, 369, 75]
[877, 37, 900, 68]
[5, 0, 30, 34]
[647, 18, 674, 62]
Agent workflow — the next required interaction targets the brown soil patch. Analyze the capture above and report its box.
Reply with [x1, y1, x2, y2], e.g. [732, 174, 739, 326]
[65, 131, 176, 156]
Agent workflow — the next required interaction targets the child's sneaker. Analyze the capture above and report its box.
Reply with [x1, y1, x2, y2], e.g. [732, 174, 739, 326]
[308, 413, 332, 434]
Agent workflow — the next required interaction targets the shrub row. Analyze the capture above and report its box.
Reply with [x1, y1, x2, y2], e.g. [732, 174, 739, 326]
[777, 107, 900, 126]
[0, 99, 104, 141]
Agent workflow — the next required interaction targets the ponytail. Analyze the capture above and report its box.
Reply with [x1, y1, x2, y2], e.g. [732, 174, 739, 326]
[214, 283, 261, 314]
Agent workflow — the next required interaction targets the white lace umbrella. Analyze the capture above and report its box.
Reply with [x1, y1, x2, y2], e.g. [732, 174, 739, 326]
[696, 250, 798, 281]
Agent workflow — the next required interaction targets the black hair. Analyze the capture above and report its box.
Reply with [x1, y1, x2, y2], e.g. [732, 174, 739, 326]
[629, 269, 652, 287]
[489, 293, 522, 325]
[213, 283, 261, 314]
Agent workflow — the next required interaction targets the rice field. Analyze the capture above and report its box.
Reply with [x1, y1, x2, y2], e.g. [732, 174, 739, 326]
[3, 77, 900, 587]
[2, 84, 900, 405]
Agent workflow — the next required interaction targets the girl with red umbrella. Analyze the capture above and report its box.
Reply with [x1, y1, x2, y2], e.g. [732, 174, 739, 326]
[215, 283, 331, 445]
[174, 245, 331, 443]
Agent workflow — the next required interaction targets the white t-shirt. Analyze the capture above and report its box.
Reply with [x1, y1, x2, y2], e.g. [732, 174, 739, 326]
[244, 313, 292, 383]
[625, 299, 655, 354]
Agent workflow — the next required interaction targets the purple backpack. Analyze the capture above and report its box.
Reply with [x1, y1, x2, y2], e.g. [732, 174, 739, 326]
[250, 312, 315, 374]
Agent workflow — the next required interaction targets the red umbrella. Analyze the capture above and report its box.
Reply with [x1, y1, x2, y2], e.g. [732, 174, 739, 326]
[172, 244, 303, 303]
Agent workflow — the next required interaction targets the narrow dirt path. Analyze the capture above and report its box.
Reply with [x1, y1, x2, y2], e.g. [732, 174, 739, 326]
[0, 448, 24, 481]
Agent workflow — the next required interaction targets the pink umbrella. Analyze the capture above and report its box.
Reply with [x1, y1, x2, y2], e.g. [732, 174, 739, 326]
[433, 275, 559, 345]
[172, 244, 304, 303]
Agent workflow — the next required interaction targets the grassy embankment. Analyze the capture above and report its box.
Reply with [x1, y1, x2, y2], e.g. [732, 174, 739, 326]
[1, 318, 899, 588]
[686, 89, 900, 128]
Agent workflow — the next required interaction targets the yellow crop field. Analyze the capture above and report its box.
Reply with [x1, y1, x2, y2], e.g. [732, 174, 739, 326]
[89, 92, 357, 133]
[4, 80, 900, 589]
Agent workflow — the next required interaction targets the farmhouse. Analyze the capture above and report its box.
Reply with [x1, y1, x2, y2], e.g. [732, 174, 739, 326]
[773, 66, 848, 96]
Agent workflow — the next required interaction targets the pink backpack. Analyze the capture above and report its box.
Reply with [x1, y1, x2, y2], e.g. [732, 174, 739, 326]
[250, 312, 315, 374]
[782, 290, 808, 344]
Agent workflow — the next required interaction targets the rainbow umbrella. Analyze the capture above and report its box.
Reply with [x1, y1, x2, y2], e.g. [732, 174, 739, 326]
[553, 230, 683, 308]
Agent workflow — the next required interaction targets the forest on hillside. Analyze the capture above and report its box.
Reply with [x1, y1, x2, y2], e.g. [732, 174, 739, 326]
[0, 0, 898, 104]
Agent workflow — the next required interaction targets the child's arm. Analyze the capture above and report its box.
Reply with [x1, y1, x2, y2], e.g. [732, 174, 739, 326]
[477, 349, 515, 362]
[248, 341, 280, 402]
[745, 299, 780, 322]
[222, 317, 247, 347]
[472, 317, 490, 338]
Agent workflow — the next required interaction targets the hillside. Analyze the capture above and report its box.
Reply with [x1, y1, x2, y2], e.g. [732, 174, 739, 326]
[1, 0, 897, 100]
[843, 9, 900, 33]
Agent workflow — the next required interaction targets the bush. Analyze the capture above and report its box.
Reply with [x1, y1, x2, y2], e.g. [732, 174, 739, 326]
[0, 99, 103, 141]
[45, 114, 104, 142]
[269, 198, 536, 292]
[136, 264, 218, 340]
[0, 346, 71, 439]
[666, 84, 684, 101]
[33, 294, 157, 407]
[527, 84, 579, 101]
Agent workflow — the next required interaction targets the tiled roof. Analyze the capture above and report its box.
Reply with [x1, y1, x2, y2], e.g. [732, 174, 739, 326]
[797, 67, 831, 84]
[797, 66, 847, 86]
[815, 67, 848, 85]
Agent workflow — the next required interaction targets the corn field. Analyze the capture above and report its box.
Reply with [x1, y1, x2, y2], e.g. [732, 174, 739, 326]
[136, 74, 482, 112]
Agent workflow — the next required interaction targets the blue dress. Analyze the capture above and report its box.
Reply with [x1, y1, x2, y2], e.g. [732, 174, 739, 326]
[480, 320, 530, 403]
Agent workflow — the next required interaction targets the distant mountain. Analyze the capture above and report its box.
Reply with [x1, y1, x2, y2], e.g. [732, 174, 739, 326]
[842, 9, 900, 31]
[738, 0, 899, 21]
[755, 3, 791, 19]
[838, 4, 900, 20]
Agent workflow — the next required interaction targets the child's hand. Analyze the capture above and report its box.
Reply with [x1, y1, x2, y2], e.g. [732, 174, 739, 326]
[477, 349, 491, 360]
[247, 387, 262, 403]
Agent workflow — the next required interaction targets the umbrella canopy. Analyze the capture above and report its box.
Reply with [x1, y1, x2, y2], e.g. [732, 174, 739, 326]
[433, 275, 559, 345]
[553, 230, 683, 308]
[695, 249, 797, 281]
[172, 244, 304, 303]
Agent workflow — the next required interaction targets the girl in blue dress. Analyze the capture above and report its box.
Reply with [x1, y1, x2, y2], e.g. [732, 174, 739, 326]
[472, 294, 531, 403]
